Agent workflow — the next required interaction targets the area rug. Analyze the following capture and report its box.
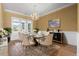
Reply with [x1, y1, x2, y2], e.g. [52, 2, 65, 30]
[25, 45, 60, 56]
[9, 40, 60, 56]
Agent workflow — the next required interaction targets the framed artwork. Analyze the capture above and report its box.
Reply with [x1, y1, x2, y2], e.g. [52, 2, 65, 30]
[48, 19, 60, 27]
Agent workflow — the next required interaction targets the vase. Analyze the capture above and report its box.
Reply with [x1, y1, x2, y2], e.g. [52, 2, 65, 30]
[0, 35, 2, 38]
[0, 35, 2, 45]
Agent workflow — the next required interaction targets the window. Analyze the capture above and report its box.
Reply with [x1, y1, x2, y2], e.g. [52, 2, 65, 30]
[11, 17, 32, 33]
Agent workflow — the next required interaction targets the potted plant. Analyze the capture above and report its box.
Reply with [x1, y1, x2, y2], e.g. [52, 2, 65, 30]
[3, 27, 12, 42]
[0, 29, 8, 44]
[3, 27, 12, 34]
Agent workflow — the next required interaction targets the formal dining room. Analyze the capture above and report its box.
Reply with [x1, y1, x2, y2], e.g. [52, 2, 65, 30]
[0, 3, 77, 56]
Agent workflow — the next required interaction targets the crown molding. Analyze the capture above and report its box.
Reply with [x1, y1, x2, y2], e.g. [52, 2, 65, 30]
[4, 9, 29, 17]
[4, 4, 74, 18]
[40, 3, 74, 17]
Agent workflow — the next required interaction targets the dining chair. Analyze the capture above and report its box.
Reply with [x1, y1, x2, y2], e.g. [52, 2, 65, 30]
[19, 32, 35, 46]
[19, 32, 30, 46]
[28, 35, 35, 45]
[39, 34, 53, 46]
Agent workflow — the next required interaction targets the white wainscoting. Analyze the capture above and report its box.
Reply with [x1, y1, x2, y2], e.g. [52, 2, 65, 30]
[63, 31, 77, 46]
[77, 33, 79, 56]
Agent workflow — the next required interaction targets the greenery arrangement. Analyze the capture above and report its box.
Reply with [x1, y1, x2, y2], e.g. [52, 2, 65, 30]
[0, 29, 8, 38]
[0, 30, 3, 38]
[0, 27, 12, 38]
[33, 28, 39, 33]
[3, 27, 12, 34]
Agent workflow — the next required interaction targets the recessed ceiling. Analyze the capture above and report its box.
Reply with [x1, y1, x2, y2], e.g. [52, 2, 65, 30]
[3, 3, 74, 16]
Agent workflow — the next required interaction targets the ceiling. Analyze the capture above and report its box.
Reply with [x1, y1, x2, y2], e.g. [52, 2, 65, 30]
[3, 3, 74, 16]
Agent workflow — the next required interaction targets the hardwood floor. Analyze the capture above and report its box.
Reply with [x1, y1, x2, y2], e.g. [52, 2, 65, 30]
[53, 43, 77, 56]
[7, 40, 76, 56]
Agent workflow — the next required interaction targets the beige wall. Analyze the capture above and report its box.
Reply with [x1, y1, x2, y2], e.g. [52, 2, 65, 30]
[3, 11, 32, 28]
[77, 4, 79, 32]
[0, 4, 3, 28]
[37, 4, 77, 31]
[77, 4, 79, 56]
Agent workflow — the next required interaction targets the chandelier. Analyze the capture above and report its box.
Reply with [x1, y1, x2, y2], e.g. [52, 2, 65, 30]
[30, 5, 39, 21]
